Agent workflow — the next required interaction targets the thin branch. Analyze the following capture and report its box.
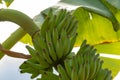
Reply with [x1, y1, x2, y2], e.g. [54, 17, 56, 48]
[0, 44, 31, 59]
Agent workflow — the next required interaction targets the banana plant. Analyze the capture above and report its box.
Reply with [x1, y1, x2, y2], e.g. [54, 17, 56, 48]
[33, 0, 120, 77]
[0, 0, 120, 80]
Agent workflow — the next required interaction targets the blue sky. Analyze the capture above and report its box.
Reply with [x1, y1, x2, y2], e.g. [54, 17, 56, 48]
[0, 54, 31, 80]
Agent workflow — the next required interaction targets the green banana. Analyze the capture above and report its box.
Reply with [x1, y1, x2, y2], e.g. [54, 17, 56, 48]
[78, 44, 93, 56]
[77, 55, 84, 68]
[67, 19, 78, 37]
[31, 71, 40, 79]
[60, 29, 70, 57]
[65, 15, 74, 31]
[40, 17, 50, 37]
[36, 52, 50, 68]
[51, 29, 61, 60]
[69, 23, 78, 37]
[49, 15, 56, 32]
[52, 28, 58, 50]
[42, 48, 53, 65]
[56, 9, 67, 26]
[20, 61, 29, 69]
[66, 52, 75, 59]
[89, 56, 97, 79]
[33, 34, 53, 64]
[20, 68, 34, 73]
[30, 45, 48, 66]
[57, 65, 69, 80]
[32, 37, 44, 54]
[95, 59, 103, 75]
[72, 56, 79, 72]
[95, 69, 109, 80]
[80, 40, 87, 47]
[64, 59, 72, 78]
[80, 52, 90, 80]
[77, 44, 89, 56]
[105, 70, 112, 80]
[89, 47, 97, 56]
[59, 75, 63, 80]
[55, 9, 64, 25]
[47, 8, 53, 18]
[84, 62, 90, 80]
[20, 64, 43, 74]
[33, 35, 47, 50]
[20, 59, 37, 72]
[26, 46, 37, 59]
[56, 39, 63, 59]
[71, 68, 78, 80]
[25, 61, 44, 70]
[78, 64, 85, 80]
[63, 37, 71, 57]
[67, 17, 76, 33]
[53, 29, 67, 59]
[57, 16, 67, 33]
[68, 33, 77, 55]
[45, 30, 57, 61]
[60, 29, 67, 43]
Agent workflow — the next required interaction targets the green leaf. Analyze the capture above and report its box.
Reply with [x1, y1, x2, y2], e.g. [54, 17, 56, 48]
[3, 0, 14, 7]
[59, 0, 120, 31]
[106, 0, 120, 10]
[100, 57, 120, 77]
[33, 7, 59, 27]
[0, 0, 2, 3]
[20, 34, 32, 45]
[73, 8, 118, 46]
[72, 8, 120, 55]
[95, 42, 120, 55]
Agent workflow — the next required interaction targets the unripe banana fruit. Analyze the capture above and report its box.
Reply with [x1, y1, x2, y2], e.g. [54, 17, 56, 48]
[20, 8, 78, 79]
[57, 40, 112, 80]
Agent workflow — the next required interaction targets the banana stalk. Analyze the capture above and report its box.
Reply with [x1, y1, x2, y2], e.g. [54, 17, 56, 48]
[0, 9, 39, 59]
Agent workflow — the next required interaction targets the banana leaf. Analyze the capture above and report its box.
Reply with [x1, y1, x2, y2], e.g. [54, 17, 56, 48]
[0, 0, 14, 7]
[58, 0, 120, 31]
[0, 0, 2, 3]
[106, 0, 120, 10]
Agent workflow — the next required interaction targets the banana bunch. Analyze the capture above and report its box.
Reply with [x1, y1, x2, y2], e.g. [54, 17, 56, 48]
[57, 40, 112, 80]
[20, 9, 78, 79]
[20, 57, 50, 79]
[37, 71, 59, 80]
[95, 69, 112, 80]
[32, 8, 78, 67]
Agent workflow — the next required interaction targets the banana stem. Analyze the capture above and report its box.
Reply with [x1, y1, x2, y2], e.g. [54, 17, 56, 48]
[0, 9, 40, 59]
[0, 44, 31, 59]
[0, 28, 26, 59]
[0, 9, 39, 36]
